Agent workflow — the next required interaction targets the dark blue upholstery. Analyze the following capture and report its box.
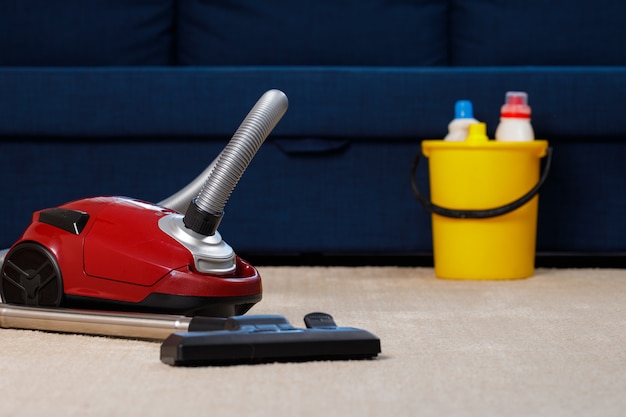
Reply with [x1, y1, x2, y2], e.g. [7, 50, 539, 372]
[177, 0, 449, 66]
[4, 67, 626, 139]
[0, 0, 174, 66]
[1, 1, 625, 259]
[450, 0, 626, 66]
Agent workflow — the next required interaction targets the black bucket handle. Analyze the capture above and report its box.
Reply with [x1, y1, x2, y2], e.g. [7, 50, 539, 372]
[411, 146, 553, 219]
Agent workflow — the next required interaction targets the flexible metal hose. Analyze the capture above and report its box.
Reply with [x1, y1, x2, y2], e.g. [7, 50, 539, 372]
[183, 89, 288, 235]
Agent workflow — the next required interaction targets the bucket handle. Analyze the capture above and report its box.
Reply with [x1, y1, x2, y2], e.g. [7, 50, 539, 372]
[411, 146, 553, 219]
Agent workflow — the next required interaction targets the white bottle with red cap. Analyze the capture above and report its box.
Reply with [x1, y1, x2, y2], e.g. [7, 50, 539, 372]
[495, 91, 535, 142]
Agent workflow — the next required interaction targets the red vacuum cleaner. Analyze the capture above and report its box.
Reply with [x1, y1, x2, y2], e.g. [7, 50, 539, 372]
[0, 89, 381, 365]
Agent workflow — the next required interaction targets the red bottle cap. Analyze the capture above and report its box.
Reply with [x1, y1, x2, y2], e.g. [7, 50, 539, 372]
[500, 91, 531, 118]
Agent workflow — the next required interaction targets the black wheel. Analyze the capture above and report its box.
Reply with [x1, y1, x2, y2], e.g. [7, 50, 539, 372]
[1, 242, 63, 307]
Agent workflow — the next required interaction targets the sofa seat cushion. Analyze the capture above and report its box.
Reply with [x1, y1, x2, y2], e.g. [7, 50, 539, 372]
[2, 67, 626, 140]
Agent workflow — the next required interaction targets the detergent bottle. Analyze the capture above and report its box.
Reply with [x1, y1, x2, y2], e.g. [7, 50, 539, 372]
[443, 100, 479, 142]
[494, 91, 534, 142]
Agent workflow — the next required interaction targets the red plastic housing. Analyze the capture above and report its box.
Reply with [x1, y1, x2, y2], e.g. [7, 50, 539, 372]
[7, 197, 262, 316]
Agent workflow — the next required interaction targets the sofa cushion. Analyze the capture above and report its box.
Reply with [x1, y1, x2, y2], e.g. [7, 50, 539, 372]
[450, 0, 626, 66]
[177, 0, 448, 66]
[3, 67, 626, 140]
[0, 0, 174, 66]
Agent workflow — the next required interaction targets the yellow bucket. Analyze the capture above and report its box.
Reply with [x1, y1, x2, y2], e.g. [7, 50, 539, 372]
[411, 129, 551, 280]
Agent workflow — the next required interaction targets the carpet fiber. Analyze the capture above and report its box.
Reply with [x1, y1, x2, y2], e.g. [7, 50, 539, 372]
[1, 267, 625, 416]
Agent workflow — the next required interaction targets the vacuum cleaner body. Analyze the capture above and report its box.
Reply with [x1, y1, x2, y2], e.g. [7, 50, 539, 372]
[2, 196, 261, 316]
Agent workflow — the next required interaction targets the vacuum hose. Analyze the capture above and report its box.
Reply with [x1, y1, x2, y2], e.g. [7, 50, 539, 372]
[183, 89, 289, 236]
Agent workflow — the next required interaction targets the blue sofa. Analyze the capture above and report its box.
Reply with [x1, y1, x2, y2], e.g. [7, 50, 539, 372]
[2, 0, 625, 265]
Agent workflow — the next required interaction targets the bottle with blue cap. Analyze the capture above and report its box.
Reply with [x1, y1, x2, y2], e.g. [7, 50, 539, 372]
[443, 100, 479, 142]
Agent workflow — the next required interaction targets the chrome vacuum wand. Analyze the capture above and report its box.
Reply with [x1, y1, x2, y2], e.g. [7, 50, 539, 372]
[0, 304, 195, 340]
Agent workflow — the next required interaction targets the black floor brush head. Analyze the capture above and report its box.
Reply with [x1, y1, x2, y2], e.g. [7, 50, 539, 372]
[160, 313, 381, 366]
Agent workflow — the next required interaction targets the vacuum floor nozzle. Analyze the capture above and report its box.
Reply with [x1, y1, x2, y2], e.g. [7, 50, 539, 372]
[160, 312, 381, 366]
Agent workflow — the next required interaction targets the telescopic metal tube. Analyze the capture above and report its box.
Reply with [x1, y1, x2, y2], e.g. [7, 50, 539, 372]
[0, 304, 193, 340]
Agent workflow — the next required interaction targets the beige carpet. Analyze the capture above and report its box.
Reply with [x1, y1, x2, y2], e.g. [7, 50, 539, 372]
[1, 267, 625, 417]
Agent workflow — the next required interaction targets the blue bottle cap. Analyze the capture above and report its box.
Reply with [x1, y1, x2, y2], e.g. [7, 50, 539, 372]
[454, 100, 474, 119]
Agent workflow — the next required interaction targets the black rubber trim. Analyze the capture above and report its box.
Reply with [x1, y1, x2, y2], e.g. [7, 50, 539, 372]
[183, 200, 223, 236]
[64, 292, 262, 317]
[39, 208, 89, 235]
